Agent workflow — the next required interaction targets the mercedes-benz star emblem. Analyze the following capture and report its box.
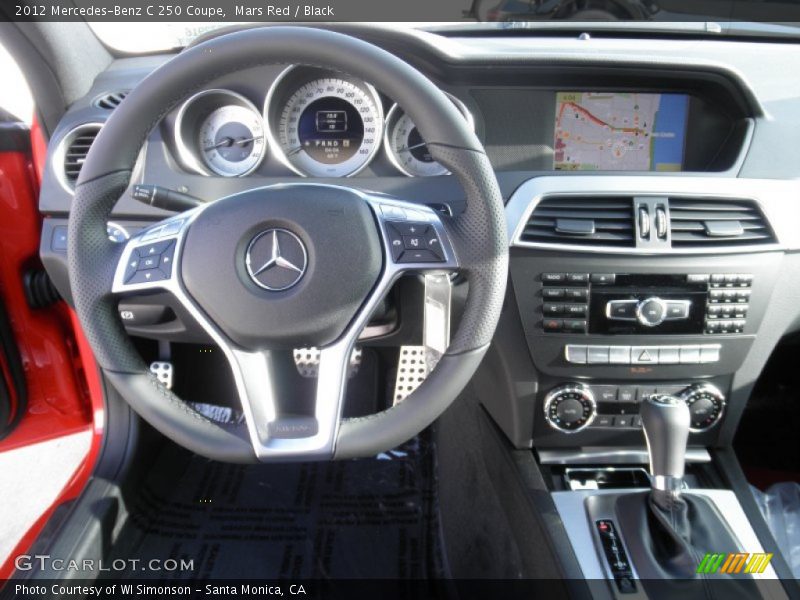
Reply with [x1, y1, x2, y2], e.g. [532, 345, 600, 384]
[245, 229, 308, 291]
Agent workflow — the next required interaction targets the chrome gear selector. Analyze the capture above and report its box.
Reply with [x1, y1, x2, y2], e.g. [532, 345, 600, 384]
[640, 393, 690, 496]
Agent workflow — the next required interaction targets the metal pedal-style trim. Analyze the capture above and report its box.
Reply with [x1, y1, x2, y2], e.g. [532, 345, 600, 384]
[293, 347, 362, 379]
[150, 361, 173, 390]
[393, 346, 429, 405]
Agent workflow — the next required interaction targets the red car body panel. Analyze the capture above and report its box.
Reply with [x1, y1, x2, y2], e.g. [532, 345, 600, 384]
[0, 118, 104, 579]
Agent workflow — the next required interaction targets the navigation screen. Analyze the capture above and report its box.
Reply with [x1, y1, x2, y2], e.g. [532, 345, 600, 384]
[553, 92, 689, 171]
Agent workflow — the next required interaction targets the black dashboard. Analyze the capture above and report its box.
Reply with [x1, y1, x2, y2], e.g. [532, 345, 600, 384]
[38, 25, 800, 462]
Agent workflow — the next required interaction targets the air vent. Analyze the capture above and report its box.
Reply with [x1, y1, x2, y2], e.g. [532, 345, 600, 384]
[669, 198, 776, 248]
[57, 123, 102, 191]
[521, 196, 635, 247]
[93, 91, 128, 110]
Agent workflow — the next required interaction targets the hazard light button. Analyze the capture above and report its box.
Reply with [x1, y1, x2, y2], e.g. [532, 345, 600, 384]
[631, 346, 659, 364]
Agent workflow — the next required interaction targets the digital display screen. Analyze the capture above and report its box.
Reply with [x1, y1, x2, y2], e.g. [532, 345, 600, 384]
[298, 97, 362, 164]
[553, 92, 689, 171]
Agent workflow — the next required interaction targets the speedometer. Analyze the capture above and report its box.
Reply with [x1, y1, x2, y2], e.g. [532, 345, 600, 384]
[267, 71, 384, 177]
[384, 94, 475, 177]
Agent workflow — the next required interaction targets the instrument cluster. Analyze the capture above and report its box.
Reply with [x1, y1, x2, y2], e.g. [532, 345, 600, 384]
[172, 66, 474, 179]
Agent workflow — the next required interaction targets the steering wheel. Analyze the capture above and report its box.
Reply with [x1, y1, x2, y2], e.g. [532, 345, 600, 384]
[68, 27, 508, 462]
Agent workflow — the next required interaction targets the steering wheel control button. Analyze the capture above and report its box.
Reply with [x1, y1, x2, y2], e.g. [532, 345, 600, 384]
[403, 235, 425, 250]
[380, 205, 406, 220]
[128, 268, 167, 285]
[245, 229, 308, 291]
[544, 384, 596, 432]
[123, 239, 176, 284]
[123, 257, 140, 283]
[398, 249, 443, 263]
[137, 239, 174, 258]
[160, 243, 176, 276]
[393, 222, 429, 236]
[141, 256, 159, 269]
[387, 221, 444, 264]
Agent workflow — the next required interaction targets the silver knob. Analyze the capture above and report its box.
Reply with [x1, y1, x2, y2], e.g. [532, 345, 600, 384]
[678, 383, 726, 432]
[543, 384, 596, 433]
[640, 393, 690, 495]
[636, 297, 667, 327]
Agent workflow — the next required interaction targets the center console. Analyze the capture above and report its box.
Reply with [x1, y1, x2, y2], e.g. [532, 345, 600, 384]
[500, 175, 800, 596]
[502, 176, 799, 456]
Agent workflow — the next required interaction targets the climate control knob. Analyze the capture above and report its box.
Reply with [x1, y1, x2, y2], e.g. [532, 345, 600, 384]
[678, 383, 726, 431]
[544, 384, 596, 433]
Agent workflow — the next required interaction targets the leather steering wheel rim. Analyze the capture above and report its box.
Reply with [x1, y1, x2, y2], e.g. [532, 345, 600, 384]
[68, 26, 508, 462]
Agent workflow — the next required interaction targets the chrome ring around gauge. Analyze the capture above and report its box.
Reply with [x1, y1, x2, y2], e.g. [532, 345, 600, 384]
[265, 66, 384, 177]
[384, 93, 475, 177]
[175, 89, 267, 177]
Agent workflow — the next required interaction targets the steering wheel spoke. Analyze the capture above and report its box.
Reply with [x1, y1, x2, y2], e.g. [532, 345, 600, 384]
[216, 193, 459, 460]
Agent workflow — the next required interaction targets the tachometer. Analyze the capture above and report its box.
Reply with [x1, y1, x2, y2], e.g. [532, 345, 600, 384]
[384, 94, 474, 177]
[266, 69, 383, 177]
[175, 89, 266, 177]
[198, 105, 266, 177]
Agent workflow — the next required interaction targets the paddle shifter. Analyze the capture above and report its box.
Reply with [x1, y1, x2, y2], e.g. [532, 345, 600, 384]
[640, 393, 691, 499]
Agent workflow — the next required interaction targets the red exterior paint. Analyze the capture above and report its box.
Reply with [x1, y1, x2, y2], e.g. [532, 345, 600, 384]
[0, 122, 105, 580]
[30, 115, 47, 184]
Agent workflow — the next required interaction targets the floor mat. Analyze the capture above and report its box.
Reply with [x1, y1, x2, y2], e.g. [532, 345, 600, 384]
[106, 436, 445, 580]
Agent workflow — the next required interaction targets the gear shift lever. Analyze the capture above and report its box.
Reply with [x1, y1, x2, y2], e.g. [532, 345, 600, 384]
[640, 394, 690, 497]
[612, 393, 758, 591]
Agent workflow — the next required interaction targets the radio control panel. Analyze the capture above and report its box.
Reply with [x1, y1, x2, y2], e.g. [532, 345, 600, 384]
[538, 272, 753, 336]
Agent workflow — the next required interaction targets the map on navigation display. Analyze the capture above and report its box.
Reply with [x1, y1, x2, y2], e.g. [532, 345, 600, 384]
[553, 92, 689, 171]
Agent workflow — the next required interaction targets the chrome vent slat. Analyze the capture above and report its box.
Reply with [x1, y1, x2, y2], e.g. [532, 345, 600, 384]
[93, 91, 129, 110]
[60, 124, 102, 187]
[527, 219, 633, 231]
[668, 197, 775, 248]
[520, 196, 635, 247]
